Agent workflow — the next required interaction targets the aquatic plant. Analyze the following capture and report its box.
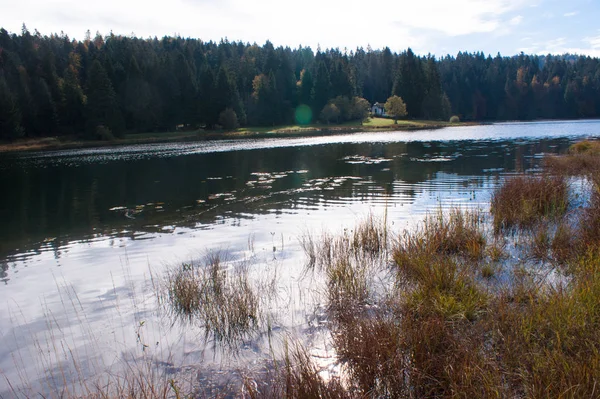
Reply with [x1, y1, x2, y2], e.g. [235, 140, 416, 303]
[160, 251, 261, 346]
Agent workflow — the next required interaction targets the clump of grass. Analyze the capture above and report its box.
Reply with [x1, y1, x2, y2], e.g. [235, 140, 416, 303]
[301, 212, 389, 273]
[578, 192, 600, 251]
[400, 257, 488, 323]
[491, 175, 568, 231]
[486, 238, 507, 262]
[550, 220, 578, 264]
[492, 251, 600, 397]
[545, 140, 600, 177]
[394, 208, 486, 270]
[394, 251, 497, 397]
[165, 263, 203, 320]
[480, 263, 497, 279]
[161, 251, 260, 345]
[331, 309, 407, 397]
[243, 343, 349, 399]
[326, 257, 370, 314]
[569, 140, 600, 155]
[529, 223, 551, 261]
[300, 212, 389, 322]
[350, 212, 388, 256]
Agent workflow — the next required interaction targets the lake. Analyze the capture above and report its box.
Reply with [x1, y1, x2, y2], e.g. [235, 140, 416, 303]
[1, 120, 599, 396]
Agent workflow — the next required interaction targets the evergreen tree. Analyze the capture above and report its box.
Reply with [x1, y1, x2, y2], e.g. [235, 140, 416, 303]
[313, 60, 331, 115]
[393, 48, 425, 118]
[0, 76, 24, 139]
[298, 69, 314, 106]
[59, 53, 86, 135]
[85, 60, 123, 137]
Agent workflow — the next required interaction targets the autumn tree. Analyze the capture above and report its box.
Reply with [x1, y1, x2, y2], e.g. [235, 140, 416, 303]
[385, 95, 407, 123]
[320, 103, 340, 124]
[351, 97, 371, 124]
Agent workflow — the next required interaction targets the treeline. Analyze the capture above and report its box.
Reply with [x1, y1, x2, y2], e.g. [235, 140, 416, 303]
[2, 26, 600, 140]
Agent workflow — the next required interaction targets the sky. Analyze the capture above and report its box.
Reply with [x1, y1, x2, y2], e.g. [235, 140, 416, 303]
[2, 0, 600, 57]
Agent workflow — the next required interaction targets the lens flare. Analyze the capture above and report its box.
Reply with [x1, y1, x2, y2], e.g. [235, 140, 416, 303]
[295, 104, 312, 125]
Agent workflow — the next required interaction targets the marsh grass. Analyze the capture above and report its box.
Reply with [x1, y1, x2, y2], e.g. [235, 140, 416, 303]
[492, 253, 600, 398]
[297, 179, 600, 398]
[545, 140, 600, 177]
[241, 341, 349, 399]
[160, 251, 261, 346]
[491, 175, 569, 231]
[10, 141, 600, 398]
[394, 208, 487, 271]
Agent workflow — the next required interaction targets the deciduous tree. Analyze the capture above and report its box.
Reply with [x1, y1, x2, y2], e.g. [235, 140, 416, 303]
[384, 95, 407, 123]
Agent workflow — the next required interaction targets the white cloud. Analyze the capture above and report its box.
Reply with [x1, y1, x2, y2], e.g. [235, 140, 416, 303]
[585, 34, 600, 49]
[531, 36, 600, 57]
[509, 15, 524, 25]
[1, 0, 541, 52]
[564, 11, 579, 17]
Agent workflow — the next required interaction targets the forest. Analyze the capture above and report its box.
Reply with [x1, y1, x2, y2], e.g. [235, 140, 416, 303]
[2, 25, 600, 140]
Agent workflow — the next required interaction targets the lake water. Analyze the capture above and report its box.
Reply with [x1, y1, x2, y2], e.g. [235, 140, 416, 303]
[1, 120, 599, 395]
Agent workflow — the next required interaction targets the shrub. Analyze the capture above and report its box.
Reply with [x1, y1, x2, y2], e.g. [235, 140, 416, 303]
[218, 108, 239, 130]
[449, 115, 460, 123]
[95, 125, 115, 141]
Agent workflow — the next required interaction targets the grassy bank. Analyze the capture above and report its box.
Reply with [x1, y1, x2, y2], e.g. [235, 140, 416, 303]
[0, 118, 472, 154]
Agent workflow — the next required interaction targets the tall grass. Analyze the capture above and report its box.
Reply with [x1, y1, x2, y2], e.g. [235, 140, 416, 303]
[545, 139, 600, 176]
[394, 208, 487, 270]
[491, 175, 568, 231]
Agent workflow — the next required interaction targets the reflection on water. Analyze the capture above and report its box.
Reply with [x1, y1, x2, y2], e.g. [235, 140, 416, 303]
[0, 121, 599, 395]
[0, 133, 582, 262]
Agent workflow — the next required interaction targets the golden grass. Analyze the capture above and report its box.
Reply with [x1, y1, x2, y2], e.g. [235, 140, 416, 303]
[491, 175, 569, 231]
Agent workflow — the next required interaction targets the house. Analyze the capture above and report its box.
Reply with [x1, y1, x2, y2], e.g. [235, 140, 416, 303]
[371, 102, 387, 117]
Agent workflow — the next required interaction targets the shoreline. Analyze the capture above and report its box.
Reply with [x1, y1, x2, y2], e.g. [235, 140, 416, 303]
[0, 121, 476, 154]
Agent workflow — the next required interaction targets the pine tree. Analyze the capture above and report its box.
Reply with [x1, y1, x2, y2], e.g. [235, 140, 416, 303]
[85, 60, 123, 137]
[393, 48, 425, 118]
[313, 60, 331, 115]
[0, 76, 24, 139]
[59, 53, 86, 135]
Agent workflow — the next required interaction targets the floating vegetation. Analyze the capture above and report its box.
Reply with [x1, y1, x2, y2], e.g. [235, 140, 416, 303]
[340, 155, 392, 165]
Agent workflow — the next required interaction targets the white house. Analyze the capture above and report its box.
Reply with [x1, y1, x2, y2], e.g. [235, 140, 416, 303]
[371, 102, 387, 117]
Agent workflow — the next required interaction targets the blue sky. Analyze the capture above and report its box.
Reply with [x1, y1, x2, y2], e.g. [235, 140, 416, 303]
[2, 0, 600, 57]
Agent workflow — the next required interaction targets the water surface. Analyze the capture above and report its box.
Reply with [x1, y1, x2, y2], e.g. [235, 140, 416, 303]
[1, 120, 599, 395]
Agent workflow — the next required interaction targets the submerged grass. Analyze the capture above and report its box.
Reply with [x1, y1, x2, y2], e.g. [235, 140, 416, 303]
[160, 251, 260, 346]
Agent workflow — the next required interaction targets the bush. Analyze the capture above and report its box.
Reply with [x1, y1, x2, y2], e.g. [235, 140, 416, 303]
[95, 125, 115, 141]
[450, 115, 460, 123]
[218, 108, 239, 130]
